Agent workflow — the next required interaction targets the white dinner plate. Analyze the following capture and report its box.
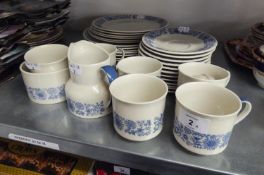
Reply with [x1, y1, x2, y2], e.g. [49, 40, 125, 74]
[138, 47, 211, 63]
[140, 42, 214, 59]
[89, 27, 144, 39]
[138, 49, 210, 65]
[92, 14, 168, 33]
[142, 27, 217, 55]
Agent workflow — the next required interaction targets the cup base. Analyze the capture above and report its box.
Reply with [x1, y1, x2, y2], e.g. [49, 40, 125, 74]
[69, 108, 112, 119]
[173, 131, 227, 155]
[28, 97, 66, 105]
[114, 125, 162, 141]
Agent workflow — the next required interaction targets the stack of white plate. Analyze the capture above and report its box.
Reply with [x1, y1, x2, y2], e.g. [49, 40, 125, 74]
[139, 27, 218, 93]
[83, 14, 168, 61]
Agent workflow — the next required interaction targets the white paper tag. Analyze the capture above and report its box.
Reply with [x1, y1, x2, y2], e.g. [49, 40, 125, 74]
[69, 64, 81, 75]
[178, 26, 190, 33]
[114, 166, 130, 175]
[8, 133, 59, 150]
[25, 62, 40, 70]
[178, 108, 210, 134]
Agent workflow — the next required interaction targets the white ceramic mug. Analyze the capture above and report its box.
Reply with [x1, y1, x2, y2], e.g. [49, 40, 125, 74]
[173, 82, 252, 155]
[178, 62, 230, 87]
[20, 62, 69, 104]
[24, 44, 68, 73]
[116, 56, 162, 76]
[96, 43, 125, 65]
[65, 40, 112, 118]
[109, 74, 168, 141]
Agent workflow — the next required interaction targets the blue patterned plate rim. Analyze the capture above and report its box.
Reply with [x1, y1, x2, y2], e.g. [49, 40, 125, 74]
[92, 14, 168, 33]
[142, 27, 218, 55]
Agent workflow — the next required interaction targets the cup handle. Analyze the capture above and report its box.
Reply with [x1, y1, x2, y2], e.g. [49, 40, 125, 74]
[225, 71, 231, 86]
[117, 48, 125, 60]
[234, 100, 252, 125]
[101, 65, 118, 85]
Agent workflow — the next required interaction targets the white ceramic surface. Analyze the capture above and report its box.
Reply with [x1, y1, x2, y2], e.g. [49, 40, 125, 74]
[66, 40, 111, 118]
[92, 15, 168, 33]
[90, 27, 144, 39]
[96, 43, 125, 65]
[253, 67, 264, 88]
[88, 31, 140, 44]
[174, 82, 252, 155]
[20, 62, 69, 104]
[140, 43, 214, 59]
[142, 28, 218, 55]
[138, 48, 211, 64]
[24, 44, 68, 73]
[116, 56, 162, 76]
[178, 62, 231, 87]
[110, 74, 168, 141]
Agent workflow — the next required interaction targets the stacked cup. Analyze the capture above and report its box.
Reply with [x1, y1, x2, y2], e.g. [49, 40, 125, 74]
[101, 56, 167, 141]
[20, 44, 69, 104]
[173, 62, 252, 155]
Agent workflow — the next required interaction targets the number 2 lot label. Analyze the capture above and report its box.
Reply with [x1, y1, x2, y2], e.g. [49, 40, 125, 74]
[178, 108, 211, 134]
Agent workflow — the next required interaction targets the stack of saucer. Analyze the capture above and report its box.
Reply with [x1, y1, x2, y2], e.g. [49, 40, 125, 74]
[139, 27, 218, 93]
[83, 14, 168, 61]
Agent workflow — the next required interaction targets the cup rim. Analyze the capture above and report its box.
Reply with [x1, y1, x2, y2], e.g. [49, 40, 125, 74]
[96, 43, 117, 54]
[178, 62, 230, 82]
[116, 56, 163, 75]
[175, 82, 242, 118]
[110, 74, 168, 105]
[24, 44, 68, 65]
[68, 41, 110, 67]
[20, 62, 68, 75]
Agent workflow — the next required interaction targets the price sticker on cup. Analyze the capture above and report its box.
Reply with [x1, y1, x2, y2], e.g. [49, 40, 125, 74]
[25, 62, 40, 70]
[69, 63, 81, 75]
[178, 26, 190, 33]
[178, 108, 210, 134]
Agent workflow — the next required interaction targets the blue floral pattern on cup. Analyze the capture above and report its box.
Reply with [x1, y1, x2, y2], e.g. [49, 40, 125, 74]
[113, 112, 164, 136]
[67, 98, 105, 117]
[26, 85, 65, 100]
[174, 119, 231, 150]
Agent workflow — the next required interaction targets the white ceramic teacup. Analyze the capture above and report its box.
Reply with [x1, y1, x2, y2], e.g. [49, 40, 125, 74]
[24, 44, 68, 73]
[96, 43, 124, 65]
[178, 62, 230, 87]
[173, 82, 252, 155]
[110, 74, 168, 141]
[116, 56, 162, 76]
[20, 62, 70, 104]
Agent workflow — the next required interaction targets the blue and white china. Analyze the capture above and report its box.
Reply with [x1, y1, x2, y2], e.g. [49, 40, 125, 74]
[92, 15, 168, 33]
[142, 27, 217, 55]
[178, 62, 230, 87]
[102, 56, 162, 78]
[139, 27, 218, 93]
[84, 15, 168, 60]
[20, 62, 69, 104]
[65, 40, 112, 118]
[174, 82, 252, 155]
[109, 74, 168, 141]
